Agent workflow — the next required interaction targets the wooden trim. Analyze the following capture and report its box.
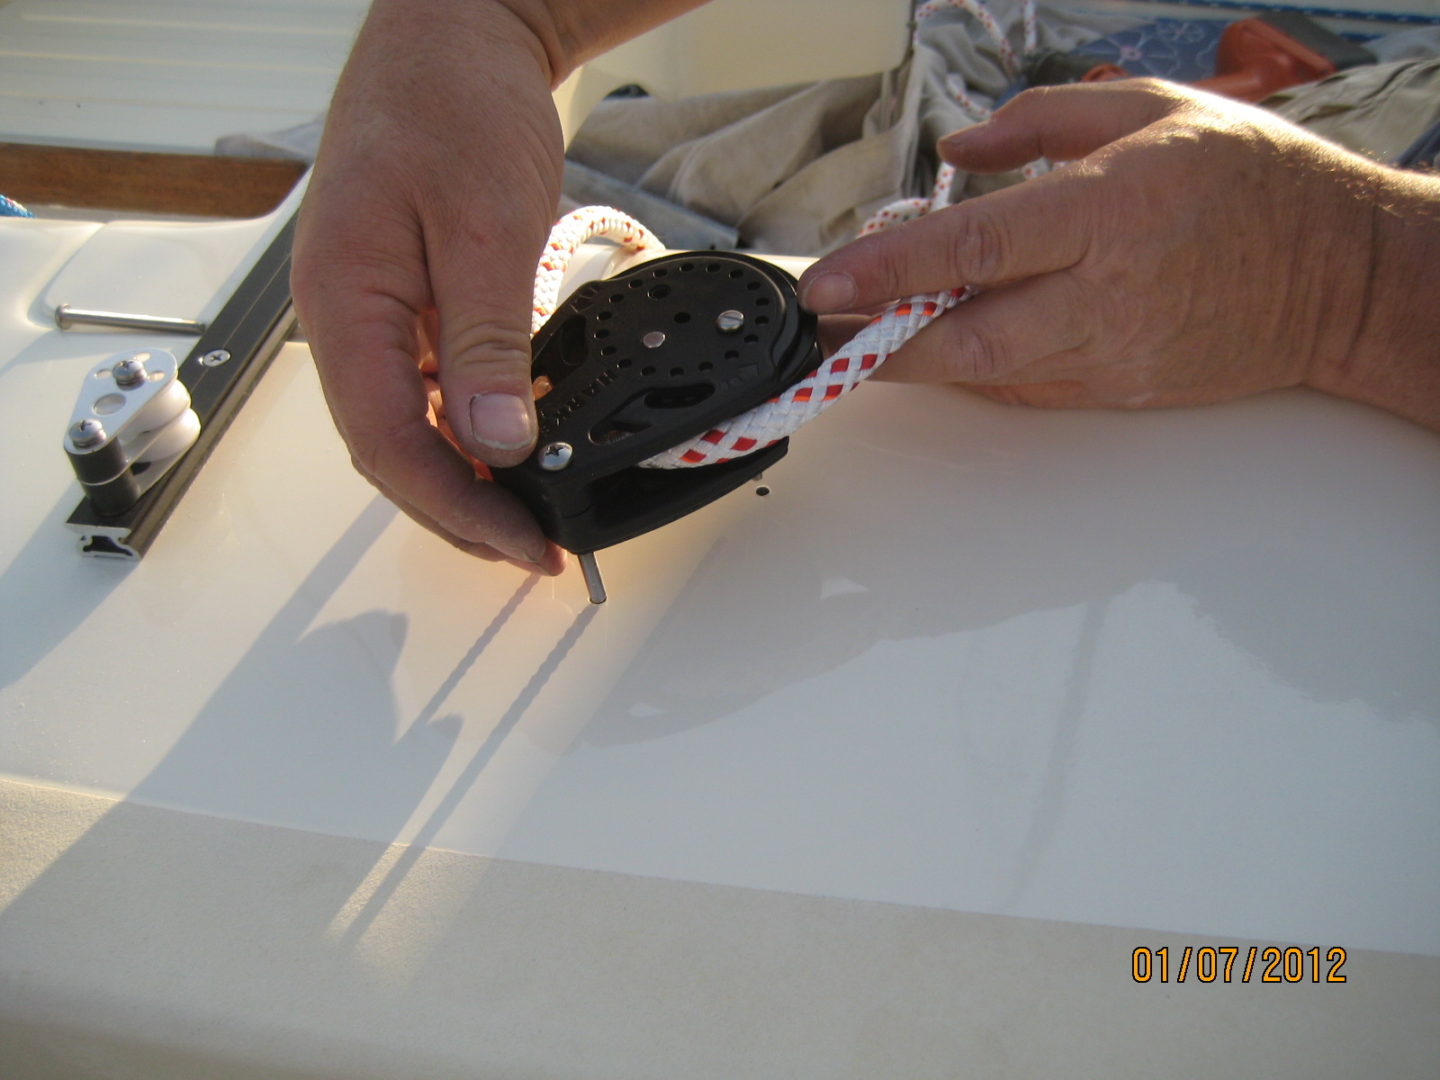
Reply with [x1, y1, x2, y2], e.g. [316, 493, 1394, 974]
[0, 143, 305, 218]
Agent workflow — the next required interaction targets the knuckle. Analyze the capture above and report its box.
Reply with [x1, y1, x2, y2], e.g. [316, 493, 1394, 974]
[348, 450, 380, 486]
[1004, 84, 1060, 115]
[851, 235, 910, 306]
[345, 423, 395, 482]
[945, 320, 1014, 383]
[1058, 274, 1103, 352]
[441, 315, 533, 377]
[946, 207, 1011, 285]
[344, 410, 428, 486]
[1125, 76, 1179, 100]
[293, 201, 424, 300]
[1127, 76, 1201, 113]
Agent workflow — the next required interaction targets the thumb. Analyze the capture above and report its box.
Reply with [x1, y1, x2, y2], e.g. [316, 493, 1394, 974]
[431, 203, 550, 468]
[940, 79, 1189, 173]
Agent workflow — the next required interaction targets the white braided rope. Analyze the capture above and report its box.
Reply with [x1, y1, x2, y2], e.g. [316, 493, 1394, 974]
[915, 0, 1031, 79]
[532, 206, 661, 334]
[863, 0, 1045, 233]
[858, 195, 933, 237]
[944, 77, 997, 122]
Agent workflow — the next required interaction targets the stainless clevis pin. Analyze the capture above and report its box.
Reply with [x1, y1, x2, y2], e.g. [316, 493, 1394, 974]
[578, 552, 607, 605]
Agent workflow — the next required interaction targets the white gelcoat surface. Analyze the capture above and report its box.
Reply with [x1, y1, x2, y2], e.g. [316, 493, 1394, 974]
[2, 210, 1438, 965]
[0, 0, 366, 152]
[39, 207, 301, 327]
[0, 0, 908, 153]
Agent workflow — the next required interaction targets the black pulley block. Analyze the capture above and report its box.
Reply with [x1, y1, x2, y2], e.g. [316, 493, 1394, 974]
[492, 252, 819, 554]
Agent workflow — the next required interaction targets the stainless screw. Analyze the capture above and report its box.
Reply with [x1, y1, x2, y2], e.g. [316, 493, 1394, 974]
[112, 356, 148, 388]
[69, 418, 106, 449]
[641, 331, 666, 349]
[716, 310, 745, 333]
[538, 441, 574, 471]
[200, 349, 231, 367]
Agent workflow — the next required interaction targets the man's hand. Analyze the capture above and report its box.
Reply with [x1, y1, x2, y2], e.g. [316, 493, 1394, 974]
[293, 0, 569, 570]
[293, 0, 713, 569]
[800, 80, 1440, 428]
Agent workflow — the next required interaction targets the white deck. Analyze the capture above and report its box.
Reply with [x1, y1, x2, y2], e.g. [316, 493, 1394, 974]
[2, 2, 1439, 1075]
[0, 0, 365, 152]
[1, 197, 1438, 1077]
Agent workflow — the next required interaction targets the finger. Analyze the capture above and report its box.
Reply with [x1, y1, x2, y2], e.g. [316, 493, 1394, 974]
[356, 455, 568, 576]
[418, 307, 440, 375]
[961, 380, 1104, 409]
[361, 416, 553, 563]
[301, 274, 548, 565]
[818, 314, 872, 358]
[295, 181, 554, 566]
[799, 168, 1103, 314]
[800, 81, 1193, 315]
[428, 137, 563, 468]
[875, 274, 1095, 384]
[939, 80, 1189, 173]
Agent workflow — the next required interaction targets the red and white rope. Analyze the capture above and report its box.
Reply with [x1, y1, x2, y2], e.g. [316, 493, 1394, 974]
[641, 289, 964, 468]
[916, 0, 1023, 79]
[915, 0, 1038, 80]
[530, 206, 968, 471]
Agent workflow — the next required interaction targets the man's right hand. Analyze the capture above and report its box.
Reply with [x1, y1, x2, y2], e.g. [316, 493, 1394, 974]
[294, 0, 709, 572]
[293, 0, 568, 572]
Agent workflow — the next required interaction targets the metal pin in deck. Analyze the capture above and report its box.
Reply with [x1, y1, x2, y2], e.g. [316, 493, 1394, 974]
[578, 552, 607, 605]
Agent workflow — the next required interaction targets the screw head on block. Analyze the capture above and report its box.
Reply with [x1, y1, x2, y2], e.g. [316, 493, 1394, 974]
[69, 418, 106, 449]
[716, 309, 745, 333]
[201, 349, 231, 367]
[538, 441, 574, 471]
[112, 356, 148, 388]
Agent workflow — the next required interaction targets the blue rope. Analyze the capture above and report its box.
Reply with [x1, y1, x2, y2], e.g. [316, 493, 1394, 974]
[1, 195, 33, 218]
[1397, 119, 1440, 170]
[1101, 0, 1440, 25]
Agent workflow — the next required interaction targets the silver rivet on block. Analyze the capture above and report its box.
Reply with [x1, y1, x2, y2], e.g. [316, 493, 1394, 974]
[641, 331, 666, 349]
[538, 441, 573, 471]
[716, 310, 745, 333]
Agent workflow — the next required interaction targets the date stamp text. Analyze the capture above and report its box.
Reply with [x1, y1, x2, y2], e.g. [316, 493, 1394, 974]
[1131, 946, 1347, 984]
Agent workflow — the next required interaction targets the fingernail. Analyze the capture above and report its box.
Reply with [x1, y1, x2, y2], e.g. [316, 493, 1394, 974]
[469, 392, 534, 451]
[498, 542, 545, 566]
[800, 272, 856, 313]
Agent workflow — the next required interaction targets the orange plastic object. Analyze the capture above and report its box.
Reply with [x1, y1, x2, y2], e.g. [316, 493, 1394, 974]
[1196, 18, 1338, 102]
[1079, 63, 1129, 84]
[1074, 17, 1347, 103]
